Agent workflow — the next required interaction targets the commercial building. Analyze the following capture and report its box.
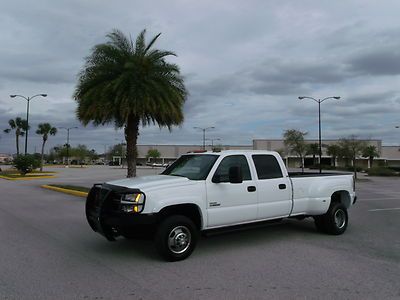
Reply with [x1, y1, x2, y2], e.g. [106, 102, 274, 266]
[134, 139, 399, 169]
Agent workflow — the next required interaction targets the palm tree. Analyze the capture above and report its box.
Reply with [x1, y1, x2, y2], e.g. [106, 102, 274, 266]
[306, 143, 319, 165]
[36, 123, 57, 171]
[326, 144, 341, 167]
[74, 29, 187, 177]
[4, 117, 29, 155]
[362, 145, 379, 168]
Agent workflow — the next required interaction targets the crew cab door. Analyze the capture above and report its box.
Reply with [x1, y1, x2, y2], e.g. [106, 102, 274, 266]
[251, 154, 292, 219]
[206, 155, 258, 228]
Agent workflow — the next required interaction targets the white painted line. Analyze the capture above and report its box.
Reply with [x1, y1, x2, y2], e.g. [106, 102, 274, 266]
[359, 198, 399, 201]
[368, 207, 400, 212]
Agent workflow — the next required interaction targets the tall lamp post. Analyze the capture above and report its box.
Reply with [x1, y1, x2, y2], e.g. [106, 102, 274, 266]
[10, 93, 47, 154]
[194, 126, 215, 150]
[59, 127, 78, 166]
[298, 96, 340, 173]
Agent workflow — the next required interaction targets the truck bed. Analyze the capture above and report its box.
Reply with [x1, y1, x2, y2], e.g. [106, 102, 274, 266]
[289, 172, 352, 177]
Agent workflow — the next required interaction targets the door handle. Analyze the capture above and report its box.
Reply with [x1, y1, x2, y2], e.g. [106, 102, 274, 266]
[279, 184, 286, 190]
[247, 186, 256, 192]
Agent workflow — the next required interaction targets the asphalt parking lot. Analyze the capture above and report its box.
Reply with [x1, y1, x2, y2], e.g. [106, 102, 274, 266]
[0, 166, 399, 299]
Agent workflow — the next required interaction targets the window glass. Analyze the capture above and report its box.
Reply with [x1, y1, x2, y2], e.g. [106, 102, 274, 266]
[162, 154, 218, 180]
[252, 155, 283, 179]
[213, 155, 251, 182]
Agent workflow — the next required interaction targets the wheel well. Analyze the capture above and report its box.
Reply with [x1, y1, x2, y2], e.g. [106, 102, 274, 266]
[158, 204, 202, 230]
[331, 190, 351, 208]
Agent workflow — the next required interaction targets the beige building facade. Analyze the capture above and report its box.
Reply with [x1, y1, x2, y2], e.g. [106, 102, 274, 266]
[135, 139, 399, 169]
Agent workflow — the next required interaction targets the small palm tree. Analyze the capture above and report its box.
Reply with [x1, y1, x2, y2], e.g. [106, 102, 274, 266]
[74, 29, 187, 177]
[36, 123, 57, 171]
[146, 149, 161, 166]
[307, 143, 319, 165]
[362, 145, 379, 168]
[4, 117, 29, 155]
[326, 144, 341, 167]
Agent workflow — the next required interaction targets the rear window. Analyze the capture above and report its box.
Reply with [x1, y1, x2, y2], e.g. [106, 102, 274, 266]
[252, 155, 283, 179]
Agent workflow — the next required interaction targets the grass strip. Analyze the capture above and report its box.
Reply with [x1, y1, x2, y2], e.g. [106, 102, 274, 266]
[0, 174, 56, 180]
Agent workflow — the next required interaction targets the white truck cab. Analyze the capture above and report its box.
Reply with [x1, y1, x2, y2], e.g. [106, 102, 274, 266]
[86, 150, 356, 261]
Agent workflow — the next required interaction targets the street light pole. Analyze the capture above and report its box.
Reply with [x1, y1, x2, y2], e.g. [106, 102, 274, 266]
[193, 126, 215, 150]
[59, 127, 78, 166]
[298, 96, 340, 173]
[10, 94, 47, 154]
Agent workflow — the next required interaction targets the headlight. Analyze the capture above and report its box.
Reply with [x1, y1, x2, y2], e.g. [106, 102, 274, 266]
[120, 193, 145, 213]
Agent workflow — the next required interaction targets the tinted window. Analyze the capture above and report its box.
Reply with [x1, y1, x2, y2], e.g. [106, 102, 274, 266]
[162, 154, 219, 180]
[213, 155, 251, 182]
[252, 155, 283, 179]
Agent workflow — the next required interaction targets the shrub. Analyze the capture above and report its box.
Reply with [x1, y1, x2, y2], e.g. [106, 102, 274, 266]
[367, 167, 397, 177]
[12, 154, 41, 175]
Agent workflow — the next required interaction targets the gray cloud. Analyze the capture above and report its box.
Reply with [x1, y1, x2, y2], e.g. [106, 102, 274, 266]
[348, 50, 400, 76]
[1, 0, 400, 154]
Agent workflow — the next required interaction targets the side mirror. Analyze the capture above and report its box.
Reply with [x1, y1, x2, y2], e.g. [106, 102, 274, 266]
[229, 166, 243, 184]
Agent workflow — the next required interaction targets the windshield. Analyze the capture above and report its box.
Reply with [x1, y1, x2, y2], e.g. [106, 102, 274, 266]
[162, 154, 219, 180]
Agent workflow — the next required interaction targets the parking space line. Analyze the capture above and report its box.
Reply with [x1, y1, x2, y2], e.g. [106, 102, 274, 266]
[359, 198, 399, 201]
[368, 207, 400, 212]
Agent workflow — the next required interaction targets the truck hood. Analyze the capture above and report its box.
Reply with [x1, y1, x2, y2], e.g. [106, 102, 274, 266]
[106, 175, 194, 192]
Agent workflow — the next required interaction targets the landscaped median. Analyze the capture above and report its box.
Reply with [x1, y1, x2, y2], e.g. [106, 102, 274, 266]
[0, 170, 57, 180]
[41, 184, 89, 197]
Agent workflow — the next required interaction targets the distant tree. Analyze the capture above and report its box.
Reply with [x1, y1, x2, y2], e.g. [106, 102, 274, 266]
[146, 149, 161, 163]
[306, 143, 319, 165]
[74, 144, 90, 167]
[36, 123, 57, 171]
[74, 29, 187, 178]
[326, 144, 341, 167]
[338, 136, 366, 179]
[109, 143, 126, 162]
[88, 149, 99, 162]
[362, 145, 380, 168]
[4, 117, 29, 155]
[283, 129, 308, 172]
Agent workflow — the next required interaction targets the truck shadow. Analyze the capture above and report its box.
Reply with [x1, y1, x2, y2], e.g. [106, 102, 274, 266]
[85, 218, 321, 261]
[198, 219, 319, 252]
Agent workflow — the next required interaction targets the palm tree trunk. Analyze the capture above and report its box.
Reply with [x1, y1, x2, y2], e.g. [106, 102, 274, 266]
[369, 156, 373, 168]
[353, 157, 357, 179]
[16, 133, 19, 156]
[125, 115, 139, 178]
[40, 140, 45, 171]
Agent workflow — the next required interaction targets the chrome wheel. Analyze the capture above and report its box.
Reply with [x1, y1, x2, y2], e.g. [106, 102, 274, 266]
[167, 226, 191, 254]
[334, 209, 346, 229]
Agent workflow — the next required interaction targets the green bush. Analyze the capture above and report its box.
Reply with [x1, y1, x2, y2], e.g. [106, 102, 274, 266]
[12, 154, 41, 175]
[367, 167, 398, 176]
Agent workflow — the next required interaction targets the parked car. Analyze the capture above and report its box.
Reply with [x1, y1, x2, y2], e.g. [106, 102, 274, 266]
[86, 150, 356, 261]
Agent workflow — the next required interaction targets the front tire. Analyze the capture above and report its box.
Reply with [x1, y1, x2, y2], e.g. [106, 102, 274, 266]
[314, 202, 348, 235]
[155, 215, 198, 261]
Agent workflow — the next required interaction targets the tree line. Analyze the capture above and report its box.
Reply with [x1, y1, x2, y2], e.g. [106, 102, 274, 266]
[283, 129, 380, 178]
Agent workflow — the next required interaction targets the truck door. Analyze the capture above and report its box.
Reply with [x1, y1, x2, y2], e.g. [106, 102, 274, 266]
[206, 155, 258, 227]
[251, 154, 292, 219]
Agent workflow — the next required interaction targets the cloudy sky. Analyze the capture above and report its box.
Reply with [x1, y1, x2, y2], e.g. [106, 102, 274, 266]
[1, 0, 400, 154]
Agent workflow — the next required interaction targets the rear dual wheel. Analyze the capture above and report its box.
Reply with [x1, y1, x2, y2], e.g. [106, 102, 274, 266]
[314, 202, 348, 235]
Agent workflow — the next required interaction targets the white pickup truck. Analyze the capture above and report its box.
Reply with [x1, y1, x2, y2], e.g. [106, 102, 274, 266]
[86, 150, 356, 261]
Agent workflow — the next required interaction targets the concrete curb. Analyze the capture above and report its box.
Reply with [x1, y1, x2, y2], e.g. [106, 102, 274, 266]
[0, 175, 56, 181]
[41, 185, 88, 197]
